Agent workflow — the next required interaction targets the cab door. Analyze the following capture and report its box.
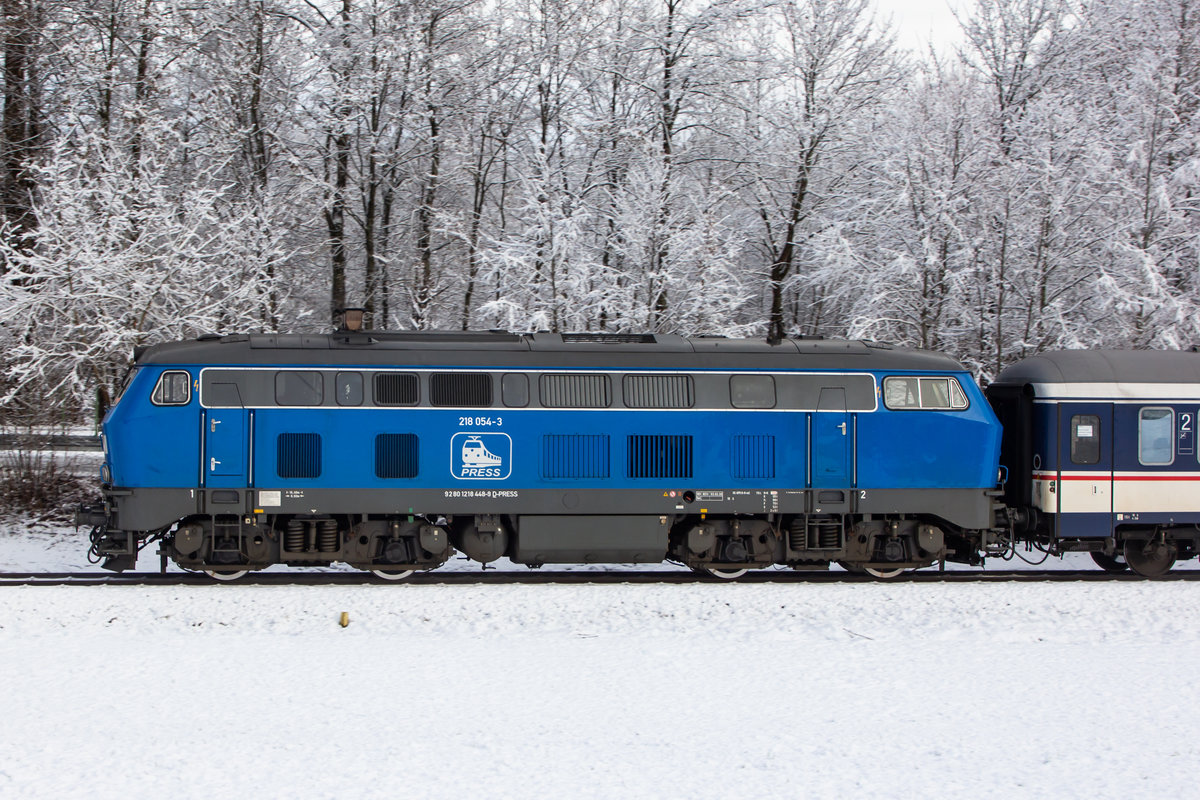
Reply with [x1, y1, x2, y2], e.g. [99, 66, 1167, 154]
[203, 380, 249, 488]
[1055, 403, 1113, 538]
[811, 387, 852, 488]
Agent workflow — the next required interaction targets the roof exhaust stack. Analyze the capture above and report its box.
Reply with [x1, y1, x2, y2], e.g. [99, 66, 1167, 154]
[337, 307, 366, 333]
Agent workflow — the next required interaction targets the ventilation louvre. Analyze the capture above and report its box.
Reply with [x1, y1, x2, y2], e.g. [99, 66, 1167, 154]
[277, 433, 321, 479]
[623, 375, 695, 408]
[375, 433, 419, 478]
[430, 373, 492, 407]
[374, 373, 419, 406]
[542, 434, 610, 479]
[627, 435, 693, 479]
[540, 374, 612, 408]
[561, 333, 656, 344]
[731, 434, 775, 479]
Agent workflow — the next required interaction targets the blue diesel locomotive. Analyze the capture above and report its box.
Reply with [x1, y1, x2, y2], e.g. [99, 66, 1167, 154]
[80, 328, 1006, 579]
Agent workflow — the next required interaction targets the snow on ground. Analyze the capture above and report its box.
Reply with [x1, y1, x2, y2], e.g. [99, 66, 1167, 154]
[3, 525, 1200, 798]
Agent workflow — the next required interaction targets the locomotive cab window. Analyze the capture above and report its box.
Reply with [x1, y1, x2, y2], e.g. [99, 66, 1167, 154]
[1071, 415, 1101, 465]
[151, 371, 191, 406]
[883, 377, 919, 409]
[1139, 407, 1174, 465]
[883, 376, 969, 410]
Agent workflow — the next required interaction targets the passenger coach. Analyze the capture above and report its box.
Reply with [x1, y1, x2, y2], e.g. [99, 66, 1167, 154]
[987, 350, 1200, 576]
[82, 329, 1004, 579]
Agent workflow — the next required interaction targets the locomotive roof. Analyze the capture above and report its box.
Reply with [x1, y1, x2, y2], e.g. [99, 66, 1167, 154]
[993, 349, 1200, 393]
[133, 330, 965, 372]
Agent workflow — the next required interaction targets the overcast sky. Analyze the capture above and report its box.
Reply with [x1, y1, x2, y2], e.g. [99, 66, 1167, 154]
[875, 0, 966, 55]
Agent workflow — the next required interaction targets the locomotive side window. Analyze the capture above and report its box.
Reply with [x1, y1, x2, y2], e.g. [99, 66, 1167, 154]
[336, 373, 363, 406]
[431, 373, 493, 407]
[151, 371, 191, 406]
[1070, 414, 1101, 465]
[375, 373, 419, 406]
[276, 371, 323, 406]
[502, 373, 529, 407]
[730, 375, 775, 409]
[1139, 407, 1174, 465]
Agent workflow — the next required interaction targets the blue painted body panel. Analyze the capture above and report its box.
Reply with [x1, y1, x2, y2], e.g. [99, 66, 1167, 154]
[104, 368, 199, 488]
[105, 364, 1002, 500]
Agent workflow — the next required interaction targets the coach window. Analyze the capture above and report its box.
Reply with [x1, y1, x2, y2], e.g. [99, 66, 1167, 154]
[336, 372, 363, 406]
[730, 375, 775, 409]
[1071, 415, 1101, 465]
[1139, 407, 1174, 465]
[276, 371, 324, 406]
[151, 371, 191, 406]
[502, 373, 529, 407]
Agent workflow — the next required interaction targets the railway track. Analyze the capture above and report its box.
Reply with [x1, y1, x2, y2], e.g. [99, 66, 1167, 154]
[2, 569, 1198, 587]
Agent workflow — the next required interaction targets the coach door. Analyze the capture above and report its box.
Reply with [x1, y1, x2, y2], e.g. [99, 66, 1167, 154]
[203, 380, 248, 489]
[811, 387, 853, 488]
[1055, 403, 1113, 538]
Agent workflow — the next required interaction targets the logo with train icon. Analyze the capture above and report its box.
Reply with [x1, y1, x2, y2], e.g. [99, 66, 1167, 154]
[451, 432, 512, 480]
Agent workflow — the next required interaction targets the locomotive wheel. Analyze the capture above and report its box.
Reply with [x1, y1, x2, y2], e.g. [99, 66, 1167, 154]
[1090, 551, 1129, 573]
[204, 569, 249, 582]
[1123, 539, 1176, 578]
[863, 567, 907, 580]
[370, 569, 415, 581]
[705, 568, 748, 580]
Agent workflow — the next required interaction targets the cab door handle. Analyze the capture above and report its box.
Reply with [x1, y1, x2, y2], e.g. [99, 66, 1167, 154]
[210, 457, 221, 472]
[837, 422, 847, 435]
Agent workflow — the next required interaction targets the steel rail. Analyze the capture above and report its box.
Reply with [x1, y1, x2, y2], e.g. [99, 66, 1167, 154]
[2, 569, 1198, 587]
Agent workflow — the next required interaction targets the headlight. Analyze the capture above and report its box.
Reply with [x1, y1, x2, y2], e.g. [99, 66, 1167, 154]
[100, 463, 112, 484]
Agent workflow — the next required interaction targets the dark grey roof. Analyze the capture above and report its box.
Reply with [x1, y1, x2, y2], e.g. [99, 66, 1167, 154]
[135, 331, 965, 372]
[993, 349, 1200, 386]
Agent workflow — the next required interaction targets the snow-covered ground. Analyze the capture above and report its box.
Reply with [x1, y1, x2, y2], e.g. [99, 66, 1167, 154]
[3, 524, 1200, 798]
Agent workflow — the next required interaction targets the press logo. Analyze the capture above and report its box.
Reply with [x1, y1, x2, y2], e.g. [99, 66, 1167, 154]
[451, 432, 512, 480]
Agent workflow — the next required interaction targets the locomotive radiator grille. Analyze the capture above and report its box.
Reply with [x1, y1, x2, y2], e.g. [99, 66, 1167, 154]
[277, 433, 321, 479]
[627, 435, 693, 479]
[542, 434, 610, 479]
[731, 434, 775, 479]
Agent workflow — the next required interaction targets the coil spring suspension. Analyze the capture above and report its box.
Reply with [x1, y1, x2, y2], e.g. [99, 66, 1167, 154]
[812, 519, 842, 549]
[284, 519, 306, 552]
[787, 518, 806, 551]
[317, 519, 339, 553]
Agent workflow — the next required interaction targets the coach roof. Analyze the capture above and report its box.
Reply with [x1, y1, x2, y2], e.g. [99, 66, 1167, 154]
[994, 349, 1200, 388]
[134, 330, 965, 372]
